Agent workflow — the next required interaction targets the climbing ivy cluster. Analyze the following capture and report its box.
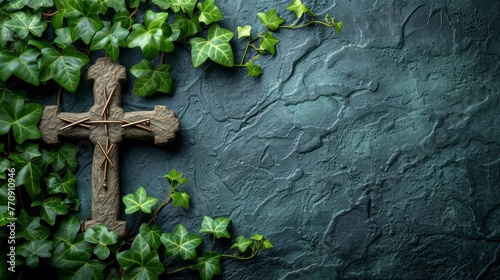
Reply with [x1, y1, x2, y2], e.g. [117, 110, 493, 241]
[0, 0, 342, 279]
[0, 0, 341, 96]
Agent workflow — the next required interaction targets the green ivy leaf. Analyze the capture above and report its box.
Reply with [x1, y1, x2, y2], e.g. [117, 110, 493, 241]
[27, 38, 53, 51]
[126, 10, 175, 60]
[17, 209, 50, 241]
[237, 25, 251, 39]
[67, 259, 107, 279]
[90, 22, 128, 63]
[163, 169, 188, 189]
[38, 196, 69, 226]
[0, 213, 13, 228]
[54, 27, 73, 49]
[152, 0, 170, 9]
[0, 47, 40, 86]
[122, 186, 159, 214]
[50, 233, 93, 270]
[129, 0, 146, 9]
[245, 61, 263, 77]
[161, 224, 202, 260]
[190, 23, 234, 68]
[66, 0, 103, 44]
[63, 197, 80, 212]
[4, 11, 47, 39]
[174, 11, 202, 39]
[165, 0, 196, 14]
[9, 154, 45, 200]
[139, 223, 163, 250]
[49, 142, 79, 172]
[0, 21, 15, 47]
[51, 233, 106, 279]
[260, 32, 280, 55]
[39, 45, 90, 93]
[17, 240, 53, 268]
[94, 0, 109, 14]
[130, 60, 174, 96]
[189, 252, 222, 280]
[33, 0, 55, 9]
[51, 0, 66, 29]
[117, 235, 164, 280]
[0, 83, 26, 100]
[230, 235, 253, 253]
[257, 9, 285, 31]
[197, 0, 224, 25]
[113, 10, 136, 29]
[105, 0, 127, 12]
[84, 224, 119, 260]
[262, 239, 274, 249]
[0, 184, 15, 226]
[0, 159, 11, 180]
[250, 233, 263, 241]
[199, 216, 231, 239]
[45, 171, 77, 199]
[4, 0, 30, 11]
[15, 142, 41, 161]
[334, 21, 343, 34]
[286, 0, 313, 19]
[0, 95, 43, 143]
[171, 190, 190, 210]
[52, 215, 81, 247]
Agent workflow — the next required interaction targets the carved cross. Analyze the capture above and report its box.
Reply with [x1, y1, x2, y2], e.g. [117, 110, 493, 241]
[38, 57, 180, 236]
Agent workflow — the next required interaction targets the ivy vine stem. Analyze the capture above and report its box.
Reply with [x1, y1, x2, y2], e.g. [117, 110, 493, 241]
[222, 242, 262, 260]
[148, 186, 173, 224]
[56, 86, 63, 107]
[210, 234, 217, 251]
[130, 7, 139, 18]
[238, 28, 267, 66]
[164, 266, 190, 275]
[127, 211, 142, 238]
[280, 19, 337, 29]
[160, 51, 165, 65]
[41, 10, 58, 17]
[163, 252, 179, 267]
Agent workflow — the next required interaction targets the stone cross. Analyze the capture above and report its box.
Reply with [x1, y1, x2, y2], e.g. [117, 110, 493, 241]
[38, 57, 180, 236]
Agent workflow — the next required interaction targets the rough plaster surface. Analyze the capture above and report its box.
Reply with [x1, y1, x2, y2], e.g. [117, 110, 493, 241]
[45, 0, 500, 279]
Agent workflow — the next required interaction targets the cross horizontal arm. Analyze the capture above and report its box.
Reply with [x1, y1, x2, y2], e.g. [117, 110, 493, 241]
[39, 106, 91, 145]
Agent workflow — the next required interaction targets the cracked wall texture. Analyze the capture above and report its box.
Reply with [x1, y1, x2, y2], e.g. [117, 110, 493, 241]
[46, 0, 500, 279]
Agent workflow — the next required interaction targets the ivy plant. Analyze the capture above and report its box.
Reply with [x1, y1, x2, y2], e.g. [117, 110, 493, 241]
[0, 0, 341, 96]
[0, 0, 342, 279]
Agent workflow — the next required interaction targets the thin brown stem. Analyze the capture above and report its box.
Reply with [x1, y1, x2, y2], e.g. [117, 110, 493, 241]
[56, 86, 63, 107]
[128, 211, 142, 237]
[210, 234, 216, 252]
[239, 28, 269, 65]
[130, 7, 139, 18]
[42, 10, 59, 17]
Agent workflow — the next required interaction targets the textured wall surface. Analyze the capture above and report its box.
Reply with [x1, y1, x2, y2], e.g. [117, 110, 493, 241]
[47, 0, 500, 279]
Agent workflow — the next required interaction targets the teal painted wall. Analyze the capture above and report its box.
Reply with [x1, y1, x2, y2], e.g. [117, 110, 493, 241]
[45, 0, 500, 279]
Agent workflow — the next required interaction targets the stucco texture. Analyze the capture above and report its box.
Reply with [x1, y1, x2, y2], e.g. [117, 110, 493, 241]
[51, 0, 500, 279]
